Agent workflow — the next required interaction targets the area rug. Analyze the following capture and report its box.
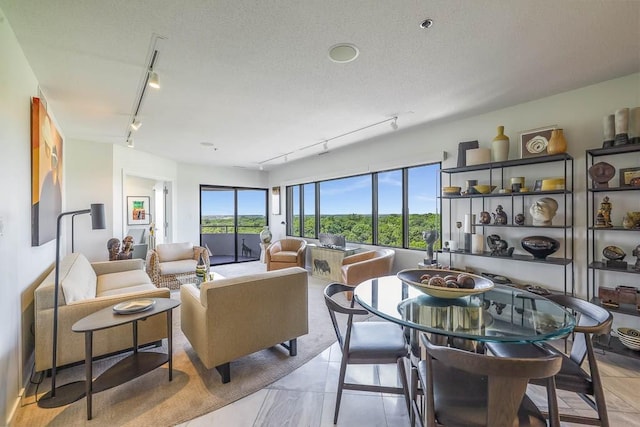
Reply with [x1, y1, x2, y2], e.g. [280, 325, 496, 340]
[14, 263, 348, 426]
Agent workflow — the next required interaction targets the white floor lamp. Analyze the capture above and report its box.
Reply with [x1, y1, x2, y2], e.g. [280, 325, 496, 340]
[38, 203, 106, 408]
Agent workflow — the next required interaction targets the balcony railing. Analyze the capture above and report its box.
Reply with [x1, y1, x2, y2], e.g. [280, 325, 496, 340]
[200, 225, 264, 264]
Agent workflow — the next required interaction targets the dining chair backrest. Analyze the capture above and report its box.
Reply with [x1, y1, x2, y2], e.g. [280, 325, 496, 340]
[323, 282, 369, 350]
[422, 335, 562, 427]
[323, 282, 410, 424]
[544, 294, 613, 365]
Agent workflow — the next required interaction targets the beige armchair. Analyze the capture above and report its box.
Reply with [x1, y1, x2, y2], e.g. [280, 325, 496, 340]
[266, 238, 307, 271]
[146, 242, 209, 289]
[341, 248, 395, 286]
[180, 267, 309, 383]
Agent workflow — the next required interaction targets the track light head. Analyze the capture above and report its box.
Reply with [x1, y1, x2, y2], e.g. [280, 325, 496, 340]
[130, 120, 142, 131]
[390, 117, 398, 130]
[323, 141, 329, 151]
[148, 71, 160, 89]
[127, 138, 134, 148]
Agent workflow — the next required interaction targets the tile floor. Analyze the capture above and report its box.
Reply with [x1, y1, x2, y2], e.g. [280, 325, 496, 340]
[177, 340, 640, 427]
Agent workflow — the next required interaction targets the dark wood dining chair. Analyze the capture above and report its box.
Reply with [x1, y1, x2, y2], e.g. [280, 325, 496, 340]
[413, 333, 562, 427]
[323, 283, 410, 424]
[486, 294, 613, 427]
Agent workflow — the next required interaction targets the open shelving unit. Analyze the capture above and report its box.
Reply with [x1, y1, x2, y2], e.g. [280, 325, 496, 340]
[439, 153, 574, 294]
[585, 144, 640, 307]
[586, 144, 640, 359]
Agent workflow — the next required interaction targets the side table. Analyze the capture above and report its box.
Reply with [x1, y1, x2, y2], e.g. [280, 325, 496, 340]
[72, 297, 180, 420]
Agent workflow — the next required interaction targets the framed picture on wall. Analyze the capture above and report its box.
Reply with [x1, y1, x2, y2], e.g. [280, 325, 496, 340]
[127, 196, 151, 225]
[272, 186, 281, 215]
[31, 97, 64, 246]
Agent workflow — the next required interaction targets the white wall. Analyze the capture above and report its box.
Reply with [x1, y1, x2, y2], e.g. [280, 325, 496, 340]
[64, 139, 113, 261]
[0, 9, 56, 425]
[176, 163, 268, 245]
[112, 145, 177, 248]
[269, 73, 640, 301]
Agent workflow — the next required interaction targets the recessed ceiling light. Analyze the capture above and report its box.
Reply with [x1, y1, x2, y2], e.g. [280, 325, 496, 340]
[200, 142, 215, 147]
[420, 18, 433, 29]
[328, 43, 359, 63]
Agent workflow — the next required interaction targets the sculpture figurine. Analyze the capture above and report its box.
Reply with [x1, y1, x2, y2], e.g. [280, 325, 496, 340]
[486, 234, 514, 257]
[119, 235, 134, 260]
[514, 213, 525, 226]
[632, 245, 640, 271]
[530, 197, 558, 226]
[422, 229, 440, 265]
[107, 238, 120, 261]
[479, 211, 491, 225]
[492, 205, 508, 225]
[596, 196, 613, 228]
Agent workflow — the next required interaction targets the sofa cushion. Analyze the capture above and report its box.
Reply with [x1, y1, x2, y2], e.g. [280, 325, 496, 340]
[156, 242, 194, 262]
[96, 270, 153, 294]
[159, 259, 197, 275]
[270, 251, 298, 262]
[98, 283, 157, 297]
[61, 253, 98, 303]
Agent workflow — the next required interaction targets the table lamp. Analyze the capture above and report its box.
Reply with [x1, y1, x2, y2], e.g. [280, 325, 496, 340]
[38, 203, 106, 408]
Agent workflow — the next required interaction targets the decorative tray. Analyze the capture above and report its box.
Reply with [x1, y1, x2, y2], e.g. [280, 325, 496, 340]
[113, 298, 156, 314]
[397, 269, 494, 299]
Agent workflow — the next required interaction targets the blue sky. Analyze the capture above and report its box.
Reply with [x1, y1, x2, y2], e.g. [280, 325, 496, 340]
[201, 164, 440, 216]
[201, 189, 267, 216]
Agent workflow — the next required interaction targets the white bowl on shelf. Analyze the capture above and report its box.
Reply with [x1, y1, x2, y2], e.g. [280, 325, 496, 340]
[617, 328, 640, 350]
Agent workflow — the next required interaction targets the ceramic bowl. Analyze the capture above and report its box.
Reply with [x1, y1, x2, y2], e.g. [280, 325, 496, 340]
[472, 185, 497, 194]
[396, 268, 494, 299]
[541, 177, 565, 191]
[521, 236, 560, 259]
[617, 328, 640, 350]
[442, 186, 461, 195]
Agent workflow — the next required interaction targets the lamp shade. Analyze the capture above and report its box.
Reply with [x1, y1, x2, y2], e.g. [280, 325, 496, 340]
[90, 204, 106, 229]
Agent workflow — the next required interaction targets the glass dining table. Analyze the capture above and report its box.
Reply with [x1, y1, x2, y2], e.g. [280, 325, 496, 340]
[353, 275, 576, 345]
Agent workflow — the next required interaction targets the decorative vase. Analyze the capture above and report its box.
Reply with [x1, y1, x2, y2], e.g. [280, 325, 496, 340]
[492, 126, 510, 162]
[196, 252, 208, 280]
[259, 226, 272, 243]
[521, 236, 560, 260]
[547, 129, 567, 155]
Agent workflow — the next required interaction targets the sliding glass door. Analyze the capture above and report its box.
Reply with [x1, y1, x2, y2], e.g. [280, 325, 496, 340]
[200, 186, 268, 265]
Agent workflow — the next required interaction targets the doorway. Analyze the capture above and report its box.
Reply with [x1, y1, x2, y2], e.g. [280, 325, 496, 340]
[200, 185, 268, 265]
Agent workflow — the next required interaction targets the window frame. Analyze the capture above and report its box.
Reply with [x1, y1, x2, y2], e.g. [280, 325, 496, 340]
[285, 161, 441, 249]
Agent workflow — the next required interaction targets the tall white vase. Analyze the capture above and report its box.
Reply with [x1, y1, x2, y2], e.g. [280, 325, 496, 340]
[492, 126, 510, 162]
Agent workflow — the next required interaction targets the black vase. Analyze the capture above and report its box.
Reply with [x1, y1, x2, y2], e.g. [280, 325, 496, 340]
[521, 236, 560, 260]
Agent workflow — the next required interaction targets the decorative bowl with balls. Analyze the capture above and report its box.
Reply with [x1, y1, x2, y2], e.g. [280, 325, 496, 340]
[396, 268, 495, 299]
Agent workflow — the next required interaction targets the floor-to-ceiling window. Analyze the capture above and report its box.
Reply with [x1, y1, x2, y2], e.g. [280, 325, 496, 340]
[200, 186, 268, 265]
[286, 162, 440, 249]
[320, 175, 373, 244]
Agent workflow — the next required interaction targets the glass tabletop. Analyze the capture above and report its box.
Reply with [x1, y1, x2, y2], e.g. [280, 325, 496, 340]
[353, 276, 575, 343]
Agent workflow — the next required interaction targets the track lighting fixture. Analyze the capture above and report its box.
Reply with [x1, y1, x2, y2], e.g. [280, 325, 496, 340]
[148, 71, 160, 89]
[127, 138, 134, 148]
[130, 120, 142, 131]
[258, 115, 400, 166]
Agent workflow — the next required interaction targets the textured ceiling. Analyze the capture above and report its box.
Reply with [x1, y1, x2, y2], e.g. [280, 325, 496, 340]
[1, 0, 639, 170]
